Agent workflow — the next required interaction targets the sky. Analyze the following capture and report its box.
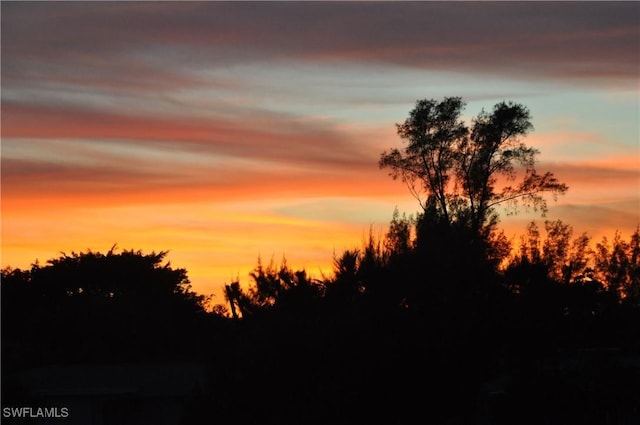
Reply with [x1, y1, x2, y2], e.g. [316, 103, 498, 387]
[2, 1, 639, 305]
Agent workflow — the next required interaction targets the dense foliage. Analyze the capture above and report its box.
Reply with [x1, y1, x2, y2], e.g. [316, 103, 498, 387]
[1, 247, 214, 368]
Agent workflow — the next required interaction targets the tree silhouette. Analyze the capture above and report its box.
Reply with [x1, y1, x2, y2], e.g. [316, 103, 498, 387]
[595, 226, 640, 305]
[223, 256, 324, 319]
[1, 247, 212, 368]
[380, 97, 568, 237]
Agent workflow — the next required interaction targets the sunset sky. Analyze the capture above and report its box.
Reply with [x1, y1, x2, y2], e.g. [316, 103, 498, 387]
[2, 1, 639, 304]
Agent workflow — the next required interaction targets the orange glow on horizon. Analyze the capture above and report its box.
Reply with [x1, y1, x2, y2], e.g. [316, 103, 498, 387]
[2, 4, 637, 305]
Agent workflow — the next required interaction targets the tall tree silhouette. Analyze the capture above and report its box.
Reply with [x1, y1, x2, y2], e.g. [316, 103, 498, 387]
[380, 97, 568, 237]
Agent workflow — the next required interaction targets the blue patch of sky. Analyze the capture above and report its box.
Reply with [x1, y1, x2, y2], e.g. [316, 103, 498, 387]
[192, 61, 551, 126]
[525, 88, 639, 160]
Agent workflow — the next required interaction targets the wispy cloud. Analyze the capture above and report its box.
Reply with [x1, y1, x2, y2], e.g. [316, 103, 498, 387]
[2, 99, 378, 164]
[4, 2, 638, 86]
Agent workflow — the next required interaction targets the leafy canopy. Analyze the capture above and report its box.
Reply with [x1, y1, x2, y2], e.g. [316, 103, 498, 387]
[380, 97, 568, 234]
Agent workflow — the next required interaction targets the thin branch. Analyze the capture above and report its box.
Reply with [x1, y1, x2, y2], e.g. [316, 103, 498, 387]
[485, 188, 557, 210]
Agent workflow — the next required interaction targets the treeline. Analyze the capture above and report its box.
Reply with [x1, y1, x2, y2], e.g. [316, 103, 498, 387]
[2, 219, 639, 424]
[226, 215, 640, 327]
